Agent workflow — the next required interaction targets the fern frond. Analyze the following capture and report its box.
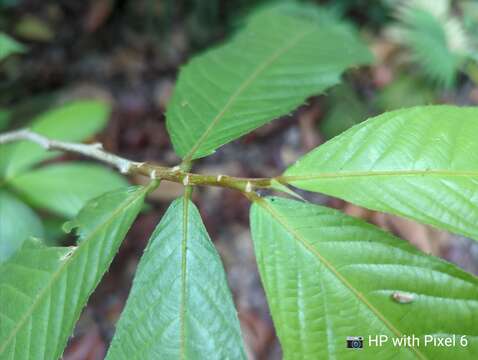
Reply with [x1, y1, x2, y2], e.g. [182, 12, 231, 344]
[390, 0, 474, 87]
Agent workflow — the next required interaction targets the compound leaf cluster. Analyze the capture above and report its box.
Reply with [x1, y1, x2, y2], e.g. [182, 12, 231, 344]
[1, 3, 477, 359]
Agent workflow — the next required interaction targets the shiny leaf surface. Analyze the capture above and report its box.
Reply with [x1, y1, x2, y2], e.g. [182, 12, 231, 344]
[285, 106, 478, 241]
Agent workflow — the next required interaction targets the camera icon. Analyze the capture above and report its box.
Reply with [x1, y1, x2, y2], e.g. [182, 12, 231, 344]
[346, 336, 364, 349]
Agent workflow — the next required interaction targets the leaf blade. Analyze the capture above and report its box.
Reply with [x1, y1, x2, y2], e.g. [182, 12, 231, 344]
[166, 6, 372, 160]
[9, 163, 128, 218]
[106, 197, 246, 360]
[284, 105, 478, 241]
[250, 197, 478, 358]
[0, 186, 146, 360]
[0, 32, 26, 61]
[0, 100, 111, 178]
[0, 190, 43, 263]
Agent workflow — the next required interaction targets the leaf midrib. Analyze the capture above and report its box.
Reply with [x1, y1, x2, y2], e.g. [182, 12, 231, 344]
[283, 168, 478, 181]
[182, 26, 315, 161]
[255, 198, 428, 360]
[179, 194, 190, 360]
[0, 187, 146, 356]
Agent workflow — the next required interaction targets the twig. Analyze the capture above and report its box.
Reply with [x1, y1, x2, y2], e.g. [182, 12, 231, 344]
[0, 129, 138, 174]
[0, 129, 274, 192]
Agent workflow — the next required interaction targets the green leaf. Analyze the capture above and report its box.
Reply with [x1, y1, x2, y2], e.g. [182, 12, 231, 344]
[14, 15, 54, 42]
[0, 32, 26, 61]
[0, 186, 146, 359]
[0, 109, 11, 131]
[0, 0, 19, 8]
[374, 75, 436, 111]
[9, 163, 128, 218]
[0, 190, 43, 263]
[42, 217, 67, 246]
[166, 5, 372, 160]
[0, 100, 111, 179]
[284, 105, 478, 241]
[106, 196, 246, 359]
[250, 196, 478, 358]
[320, 84, 369, 139]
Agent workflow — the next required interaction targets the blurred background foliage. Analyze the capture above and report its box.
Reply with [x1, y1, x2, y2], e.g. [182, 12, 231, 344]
[2, 0, 478, 125]
[1, 1, 478, 359]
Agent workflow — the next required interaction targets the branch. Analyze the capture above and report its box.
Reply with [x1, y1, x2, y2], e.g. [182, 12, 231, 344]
[0, 129, 274, 192]
[0, 129, 138, 174]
